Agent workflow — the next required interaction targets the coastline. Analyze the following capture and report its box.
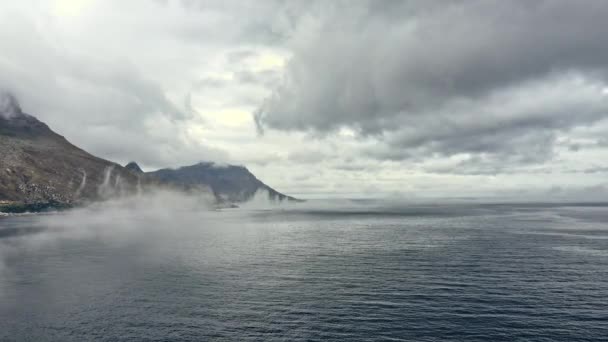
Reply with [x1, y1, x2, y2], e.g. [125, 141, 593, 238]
[0, 201, 73, 214]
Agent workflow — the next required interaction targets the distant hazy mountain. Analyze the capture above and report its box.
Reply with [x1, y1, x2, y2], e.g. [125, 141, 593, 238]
[147, 162, 297, 203]
[0, 93, 143, 211]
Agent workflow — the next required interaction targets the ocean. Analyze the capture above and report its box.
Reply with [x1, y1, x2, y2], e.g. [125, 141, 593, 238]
[1, 200, 607, 341]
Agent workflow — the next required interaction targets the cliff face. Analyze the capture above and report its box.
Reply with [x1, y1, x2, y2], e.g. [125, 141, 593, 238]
[147, 162, 297, 203]
[0, 93, 142, 210]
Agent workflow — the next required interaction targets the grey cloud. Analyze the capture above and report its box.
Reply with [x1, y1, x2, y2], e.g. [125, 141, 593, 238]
[255, 0, 608, 169]
[195, 69, 281, 90]
[287, 149, 326, 164]
[226, 50, 259, 64]
[171, 0, 293, 46]
[577, 167, 608, 175]
[334, 163, 372, 172]
[234, 70, 281, 87]
[422, 153, 556, 176]
[193, 77, 229, 90]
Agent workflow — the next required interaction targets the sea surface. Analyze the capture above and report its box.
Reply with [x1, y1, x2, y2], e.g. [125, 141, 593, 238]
[1, 201, 608, 341]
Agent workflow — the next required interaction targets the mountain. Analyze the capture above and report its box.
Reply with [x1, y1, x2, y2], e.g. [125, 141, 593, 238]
[0, 93, 144, 212]
[147, 162, 297, 203]
[0, 93, 297, 212]
[125, 161, 144, 173]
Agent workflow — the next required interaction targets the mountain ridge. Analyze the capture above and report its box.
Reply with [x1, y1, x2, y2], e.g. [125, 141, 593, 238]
[0, 93, 297, 212]
[146, 161, 297, 203]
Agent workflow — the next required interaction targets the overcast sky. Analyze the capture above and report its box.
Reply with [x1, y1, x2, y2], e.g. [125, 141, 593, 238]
[2, 0, 608, 199]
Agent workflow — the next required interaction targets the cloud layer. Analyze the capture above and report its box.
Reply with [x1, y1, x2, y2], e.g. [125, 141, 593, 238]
[3, 0, 608, 197]
[255, 0, 608, 169]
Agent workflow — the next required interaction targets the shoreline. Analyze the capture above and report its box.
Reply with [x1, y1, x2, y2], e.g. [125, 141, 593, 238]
[0, 201, 73, 215]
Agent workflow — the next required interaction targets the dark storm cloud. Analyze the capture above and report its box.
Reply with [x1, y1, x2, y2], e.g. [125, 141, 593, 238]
[255, 0, 608, 165]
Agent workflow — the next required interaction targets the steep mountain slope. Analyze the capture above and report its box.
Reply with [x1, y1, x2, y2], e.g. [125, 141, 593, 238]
[147, 162, 297, 203]
[0, 93, 142, 211]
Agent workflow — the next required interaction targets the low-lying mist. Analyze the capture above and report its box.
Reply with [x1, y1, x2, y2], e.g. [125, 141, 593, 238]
[0, 188, 308, 288]
[0, 191, 200, 284]
[5, 188, 605, 294]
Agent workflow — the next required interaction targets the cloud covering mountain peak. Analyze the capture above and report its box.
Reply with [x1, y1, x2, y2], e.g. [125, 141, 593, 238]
[0, 92, 23, 119]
